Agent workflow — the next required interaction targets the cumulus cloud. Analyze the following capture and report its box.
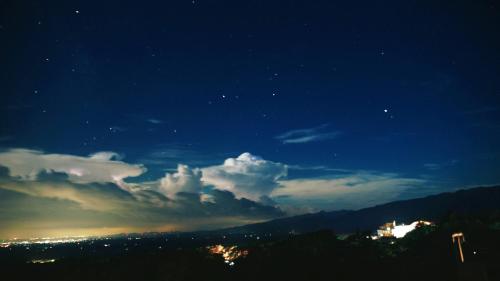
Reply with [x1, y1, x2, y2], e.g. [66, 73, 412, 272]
[0, 148, 438, 239]
[202, 153, 287, 201]
[0, 150, 287, 238]
[89, 151, 124, 161]
[0, 148, 145, 184]
[159, 164, 203, 198]
[272, 172, 427, 211]
[275, 124, 342, 144]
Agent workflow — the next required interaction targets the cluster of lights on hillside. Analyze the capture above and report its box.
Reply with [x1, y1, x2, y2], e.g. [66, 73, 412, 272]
[372, 220, 433, 239]
[207, 244, 248, 266]
[29, 259, 56, 264]
[0, 236, 89, 248]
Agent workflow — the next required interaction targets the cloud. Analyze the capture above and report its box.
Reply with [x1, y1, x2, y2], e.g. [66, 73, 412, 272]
[109, 126, 126, 132]
[272, 172, 428, 211]
[89, 151, 124, 161]
[0, 148, 441, 238]
[0, 148, 145, 184]
[0, 150, 286, 238]
[423, 159, 459, 171]
[0, 187, 141, 239]
[0, 168, 135, 212]
[423, 163, 441, 171]
[199, 189, 284, 218]
[159, 164, 203, 198]
[141, 144, 227, 167]
[147, 118, 163, 124]
[202, 153, 288, 201]
[275, 124, 342, 144]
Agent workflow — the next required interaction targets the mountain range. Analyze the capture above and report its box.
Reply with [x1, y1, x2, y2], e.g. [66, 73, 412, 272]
[215, 186, 500, 235]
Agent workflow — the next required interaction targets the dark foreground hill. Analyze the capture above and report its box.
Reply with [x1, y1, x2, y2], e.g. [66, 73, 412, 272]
[216, 186, 500, 235]
[2, 211, 499, 281]
[1, 186, 500, 281]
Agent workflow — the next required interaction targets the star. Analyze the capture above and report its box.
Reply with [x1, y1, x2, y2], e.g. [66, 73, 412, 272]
[75, 10, 80, 14]
[384, 109, 389, 113]
[380, 50, 385, 56]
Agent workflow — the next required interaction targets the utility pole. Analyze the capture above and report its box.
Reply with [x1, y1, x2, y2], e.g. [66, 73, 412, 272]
[452, 232, 465, 263]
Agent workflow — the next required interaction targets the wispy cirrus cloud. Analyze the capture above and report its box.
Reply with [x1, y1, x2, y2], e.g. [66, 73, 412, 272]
[109, 126, 127, 133]
[272, 173, 429, 212]
[147, 118, 163, 124]
[275, 124, 342, 144]
[423, 159, 459, 171]
[139, 144, 231, 168]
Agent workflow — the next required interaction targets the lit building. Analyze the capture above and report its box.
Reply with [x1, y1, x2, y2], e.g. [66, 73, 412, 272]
[375, 220, 432, 239]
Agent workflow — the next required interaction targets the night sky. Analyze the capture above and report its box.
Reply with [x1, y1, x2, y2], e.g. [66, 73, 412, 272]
[1, 0, 500, 239]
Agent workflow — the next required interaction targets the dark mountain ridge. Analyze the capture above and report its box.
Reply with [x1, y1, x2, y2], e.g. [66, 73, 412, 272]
[216, 186, 500, 235]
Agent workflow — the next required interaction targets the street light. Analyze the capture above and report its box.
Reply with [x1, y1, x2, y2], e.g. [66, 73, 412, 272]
[452, 232, 465, 263]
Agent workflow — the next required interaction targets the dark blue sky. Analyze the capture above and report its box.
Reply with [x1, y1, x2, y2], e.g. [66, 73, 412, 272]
[0, 0, 499, 238]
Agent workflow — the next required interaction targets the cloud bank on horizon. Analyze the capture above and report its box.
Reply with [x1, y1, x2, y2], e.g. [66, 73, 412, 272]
[0, 147, 437, 239]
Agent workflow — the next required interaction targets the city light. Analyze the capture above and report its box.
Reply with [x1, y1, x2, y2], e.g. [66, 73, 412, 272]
[375, 220, 433, 239]
[29, 259, 56, 264]
[207, 244, 248, 265]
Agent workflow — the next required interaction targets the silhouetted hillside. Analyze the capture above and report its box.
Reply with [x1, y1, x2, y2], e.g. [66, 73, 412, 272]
[219, 186, 500, 235]
[3, 211, 499, 281]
